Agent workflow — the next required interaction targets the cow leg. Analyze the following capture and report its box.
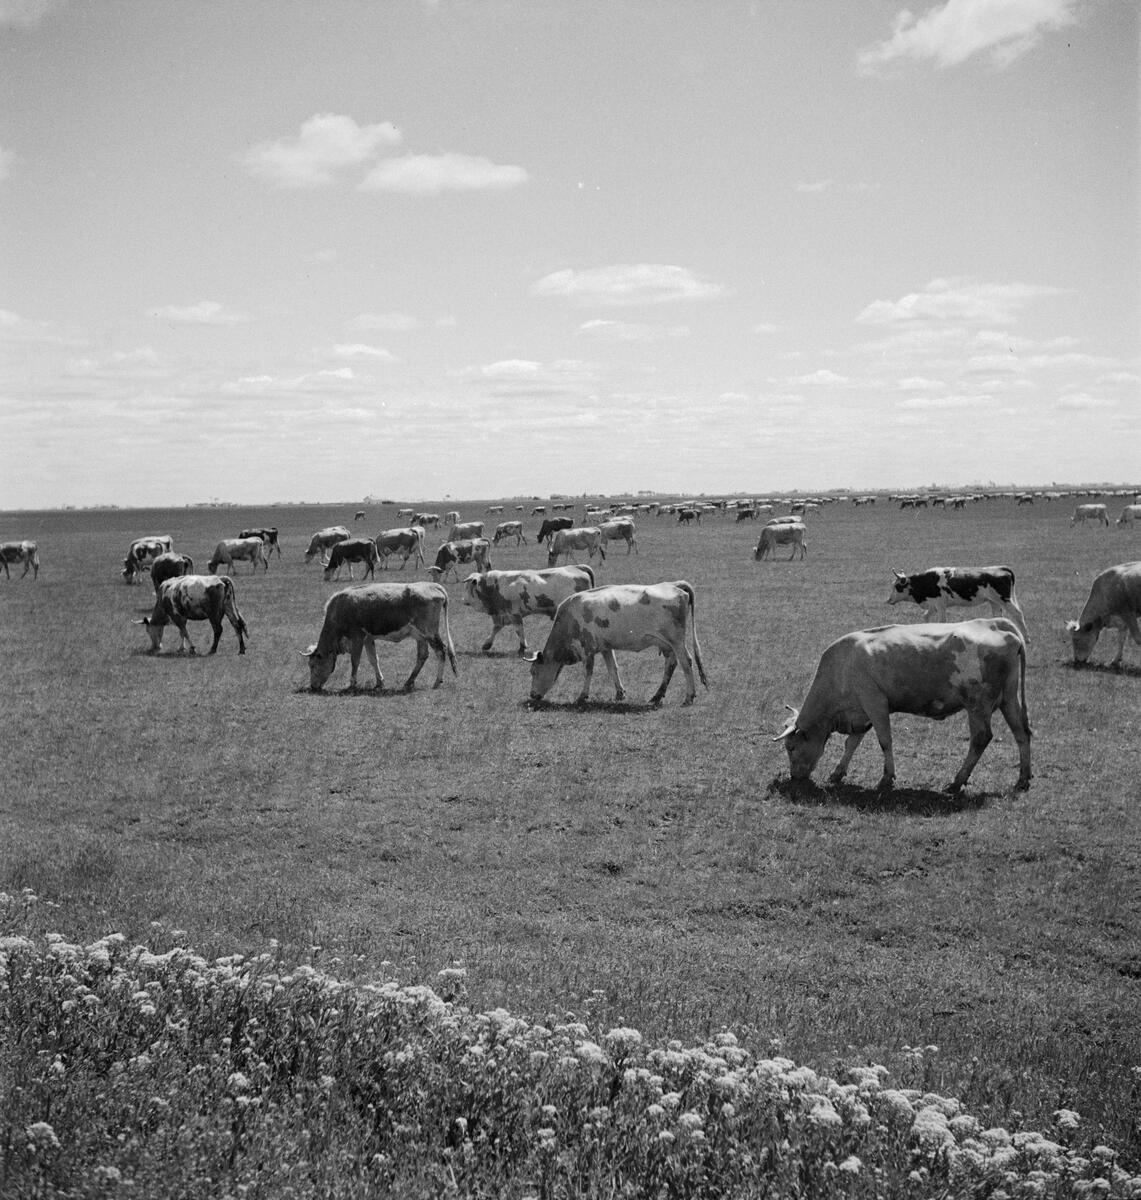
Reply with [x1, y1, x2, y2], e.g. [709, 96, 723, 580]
[651, 650, 680, 706]
[856, 696, 895, 791]
[575, 654, 598, 704]
[347, 634, 367, 688]
[429, 636, 449, 688]
[1109, 621, 1128, 669]
[999, 685, 1032, 791]
[402, 636, 431, 690]
[207, 618, 224, 655]
[600, 649, 626, 703]
[829, 731, 868, 786]
[510, 616, 528, 654]
[948, 712, 993, 793]
[176, 619, 196, 656]
[362, 636, 383, 688]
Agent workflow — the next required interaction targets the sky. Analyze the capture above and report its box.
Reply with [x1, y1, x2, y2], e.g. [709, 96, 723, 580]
[1, 0, 1137, 508]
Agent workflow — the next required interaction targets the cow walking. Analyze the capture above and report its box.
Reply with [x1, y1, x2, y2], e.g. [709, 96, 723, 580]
[0, 540, 39, 579]
[774, 618, 1031, 794]
[525, 581, 708, 706]
[301, 582, 457, 691]
[135, 575, 248, 656]
[462, 566, 596, 654]
[887, 566, 1030, 645]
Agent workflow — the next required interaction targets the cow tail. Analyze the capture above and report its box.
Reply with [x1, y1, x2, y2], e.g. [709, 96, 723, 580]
[441, 591, 459, 675]
[581, 564, 596, 587]
[1018, 638, 1031, 736]
[223, 576, 248, 638]
[677, 581, 709, 688]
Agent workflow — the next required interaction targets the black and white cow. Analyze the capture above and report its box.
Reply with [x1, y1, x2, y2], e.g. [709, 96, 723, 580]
[461, 565, 596, 653]
[427, 538, 492, 582]
[887, 566, 1030, 645]
[323, 537, 381, 581]
[122, 536, 174, 583]
[136, 575, 248, 655]
[0, 540, 39, 579]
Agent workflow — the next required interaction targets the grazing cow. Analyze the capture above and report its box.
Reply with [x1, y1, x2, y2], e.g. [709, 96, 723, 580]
[375, 526, 425, 570]
[524, 581, 708, 706]
[548, 526, 606, 567]
[676, 508, 700, 524]
[208, 537, 268, 575]
[443, 511, 461, 526]
[487, 505, 504, 514]
[1065, 561, 1141, 669]
[414, 513, 440, 528]
[887, 566, 1030, 645]
[0, 540, 39, 580]
[396, 508, 415, 520]
[462, 565, 596, 653]
[599, 518, 638, 554]
[537, 517, 574, 544]
[493, 520, 527, 546]
[427, 538, 492, 582]
[238, 528, 281, 558]
[1072, 504, 1109, 527]
[301, 581, 457, 691]
[122, 536, 174, 583]
[448, 520, 484, 542]
[304, 526, 351, 564]
[323, 537, 380, 582]
[774, 618, 1031, 794]
[1116, 505, 1141, 528]
[754, 522, 807, 561]
[150, 551, 195, 594]
[135, 575, 248, 656]
[735, 507, 758, 522]
[1016, 493, 1034, 506]
[354, 510, 366, 521]
[531, 506, 547, 516]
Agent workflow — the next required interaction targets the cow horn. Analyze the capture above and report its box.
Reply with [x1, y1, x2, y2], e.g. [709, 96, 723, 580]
[772, 703, 799, 741]
[299, 644, 317, 656]
[893, 570, 906, 580]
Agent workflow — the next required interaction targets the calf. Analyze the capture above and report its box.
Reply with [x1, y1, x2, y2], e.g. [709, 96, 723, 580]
[887, 566, 1030, 645]
[136, 575, 248, 656]
[0, 540, 39, 579]
[208, 537, 268, 575]
[304, 526, 351, 564]
[150, 551, 195, 594]
[525, 581, 708, 706]
[754, 522, 807, 561]
[427, 538, 492, 582]
[547, 526, 606, 567]
[301, 582, 457, 691]
[1065, 561, 1141, 668]
[122, 536, 173, 583]
[462, 565, 596, 653]
[323, 537, 380, 581]
[775, 618, 1031, 794]
[492, 520, 526, 546]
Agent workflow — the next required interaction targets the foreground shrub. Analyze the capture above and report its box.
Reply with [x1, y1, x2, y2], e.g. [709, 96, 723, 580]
[1, 893, 1137, 1198]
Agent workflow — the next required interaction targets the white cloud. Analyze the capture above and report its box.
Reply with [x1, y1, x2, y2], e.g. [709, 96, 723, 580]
[859, 0, 1081, 73]
[856, 278, 1064, 327]
[1055, 392, 1117, 410]
[577, 319, 690, 342]
[359, 153, 528, 194]
[327, 343, 396, 361]
[221, 367, 362, 395]
[796, 179, 834, 193]
[900, 393, 989, 408]
[350, 312, 421, 332]
[532, 264, 726, 307]
[151, 300, 248, 326]
[241, 114, 402, 188]
[0, 0, 66, 26]
[754, 323, 781, 335]
[787, 369, 850, 386]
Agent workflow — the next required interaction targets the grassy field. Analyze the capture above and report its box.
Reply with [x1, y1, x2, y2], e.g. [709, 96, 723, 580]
[1, 496, 1139, 1168]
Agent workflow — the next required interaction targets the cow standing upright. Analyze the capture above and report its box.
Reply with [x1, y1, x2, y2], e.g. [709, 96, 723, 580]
[238, 528, 281, 558]
[547, 527, 606, 566]
[448, 521, 484, 542]
[887, 566, 1030, 645]
[1065, 561, 1141, 668]
[598, 518, 638, 554]
[301, 582, 457, 691]
[304, 526, 351, 564]
[1072, 504, 1109, 527]
[0, 540, 40, 579]
[135, 575, 248, 656]
[462, 565, 596, 653]
[374, 527, 425, 570]
[774, 618, 1031, 794]
[208, 537, 268, 575]
[323, 538, 381, 581]
[525, 581, 708, 706]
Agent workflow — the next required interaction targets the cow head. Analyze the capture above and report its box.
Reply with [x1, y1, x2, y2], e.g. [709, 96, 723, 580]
[461, 574, 483, 606]
[886, 570, 910, 605]
[1065, 618, 1098, 664]
[772, 705, 826, 781]
[300, 644, 337, 690]
[523, 649, 561, 701]
[133, 617, 164, 653]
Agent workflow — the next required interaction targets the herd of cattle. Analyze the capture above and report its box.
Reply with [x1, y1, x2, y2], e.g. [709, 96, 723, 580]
[3, 493, 1140, 794]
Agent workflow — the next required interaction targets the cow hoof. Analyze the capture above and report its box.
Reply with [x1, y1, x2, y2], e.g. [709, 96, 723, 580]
[944, 782, 964, 795]
[432, 680, 443, 689]
[827, 771, 845, 787]
[1015, 777, 1031, 791]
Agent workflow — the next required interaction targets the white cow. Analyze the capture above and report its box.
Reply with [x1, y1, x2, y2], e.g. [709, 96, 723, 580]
[754, 522, 807, 561]
[492, 520, 527, 546]
[1071, 504, 1109, 527]
[462, 565, 596, 653]
[304, 526, 351, 564]
[1066, 561, 1141, 668]
[374, 527, 425, 570]
[207, 537, 268, 575]
[525, 581, 708, 706]
[547, 526, 606, 566]
[1116, 505, 1141, 528]
[598, 518, 638, 554]
[0, 540, 39, 579]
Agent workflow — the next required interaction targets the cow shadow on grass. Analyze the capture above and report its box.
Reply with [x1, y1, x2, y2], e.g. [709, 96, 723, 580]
[291, 684, 438, 701]
[524, 698, 662, 716]
[767, 776, 989, 816]
[1066, 660, 1141, 679]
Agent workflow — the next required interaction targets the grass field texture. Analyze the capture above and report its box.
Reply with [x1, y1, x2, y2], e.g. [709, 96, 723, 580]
[1, 497, 1138, 1169]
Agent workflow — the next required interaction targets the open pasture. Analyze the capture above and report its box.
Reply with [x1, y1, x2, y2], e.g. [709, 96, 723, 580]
[1, 496, 1138, 1161]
